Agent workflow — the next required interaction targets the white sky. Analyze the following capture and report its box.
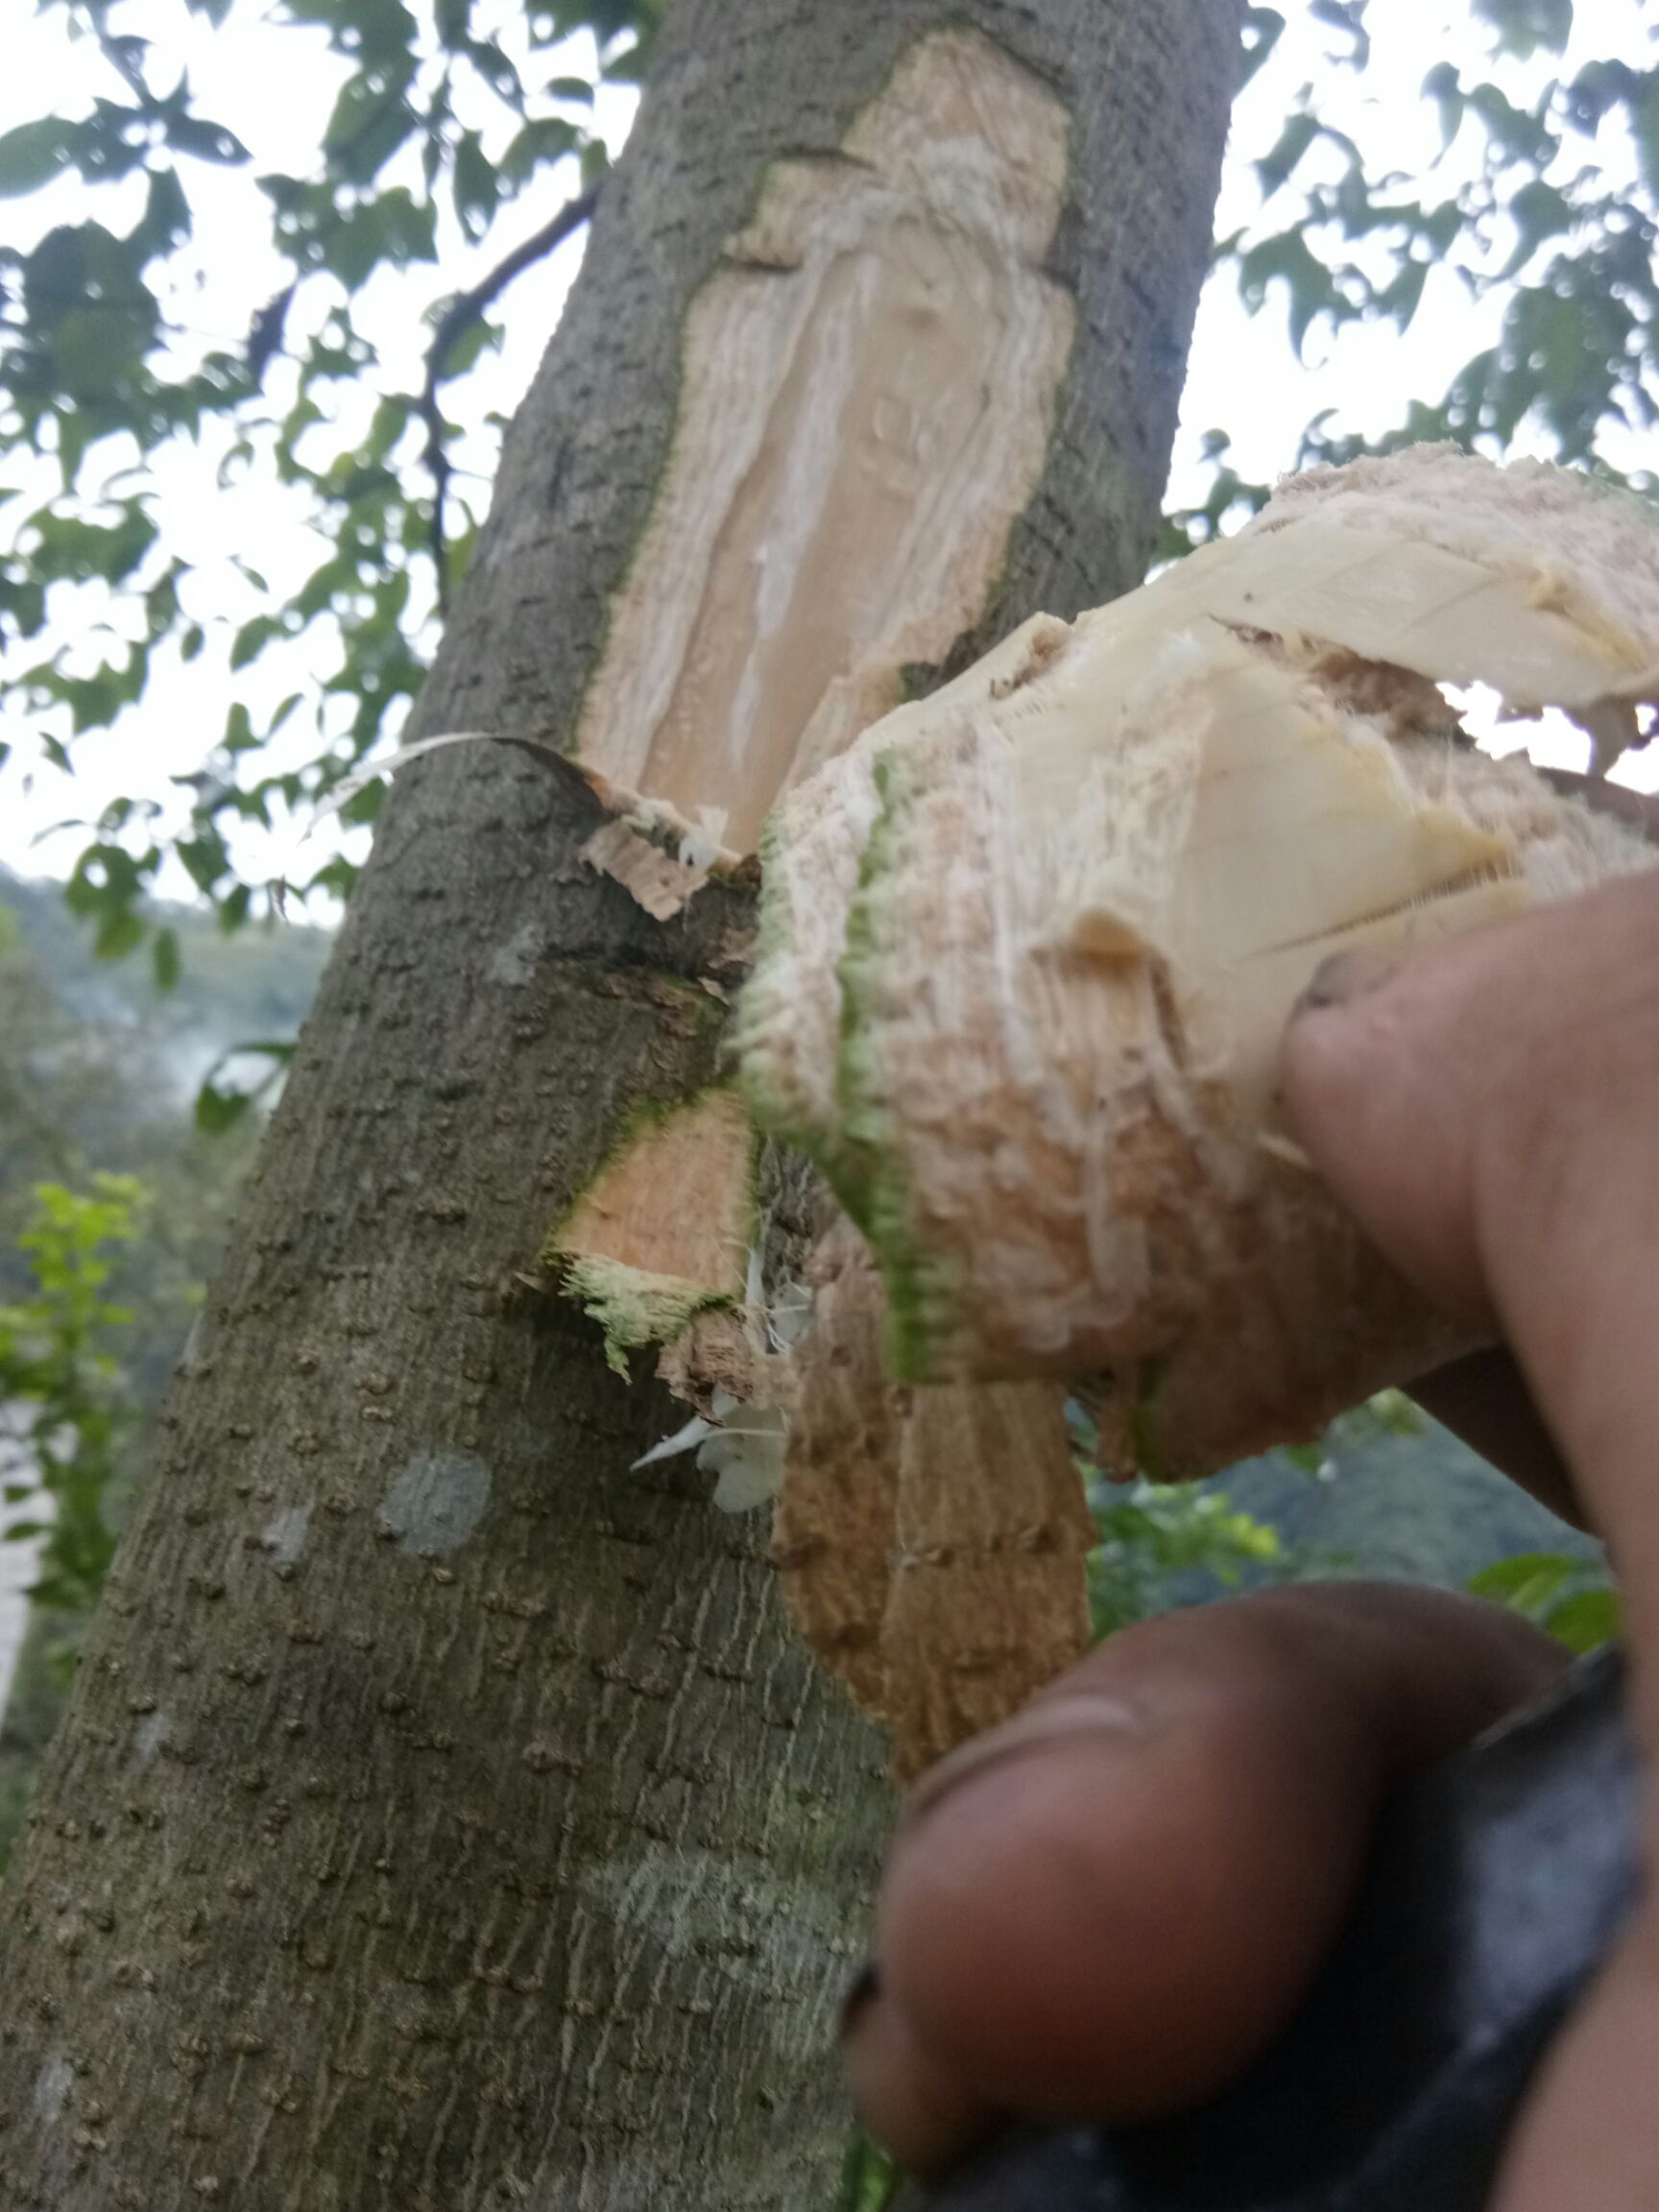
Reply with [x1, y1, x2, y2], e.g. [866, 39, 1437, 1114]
[1, 0, 1656, 902]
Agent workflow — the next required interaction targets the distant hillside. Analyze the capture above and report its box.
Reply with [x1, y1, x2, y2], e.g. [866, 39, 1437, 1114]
[0, 869, 331, 1102]
[1222, 1419, 1600, 1591]
[0, 871, 334, 1857]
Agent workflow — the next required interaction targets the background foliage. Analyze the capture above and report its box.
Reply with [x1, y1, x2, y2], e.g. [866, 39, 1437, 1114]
[1, 0, 1654, 988]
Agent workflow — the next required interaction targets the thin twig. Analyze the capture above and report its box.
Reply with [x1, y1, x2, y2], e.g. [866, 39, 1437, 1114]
[419, 186, 599, 616]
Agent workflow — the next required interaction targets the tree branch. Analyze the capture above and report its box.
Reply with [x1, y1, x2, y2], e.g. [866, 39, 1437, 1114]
[419, 187, 599, 617]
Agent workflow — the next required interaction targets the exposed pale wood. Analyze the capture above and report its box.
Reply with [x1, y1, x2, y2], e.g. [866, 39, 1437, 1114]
[565, 29, 1075, 1351]
[574, 28, 1075, 854]
[554, 1087, 753, 1293]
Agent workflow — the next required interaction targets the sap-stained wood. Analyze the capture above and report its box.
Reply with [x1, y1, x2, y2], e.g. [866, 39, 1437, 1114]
[0, 3, 1241, 2205]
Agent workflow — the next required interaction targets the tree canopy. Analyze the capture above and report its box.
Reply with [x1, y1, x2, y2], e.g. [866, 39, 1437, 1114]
[0, 0, 1653, 1025]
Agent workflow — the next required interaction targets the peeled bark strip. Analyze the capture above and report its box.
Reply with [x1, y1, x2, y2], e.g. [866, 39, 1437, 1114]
[742, 449, 1659, 1478]
[773, 1219, 1093, 1778]
[882, 1378, 1093, 1783]
[771, 1222, 903, 1722]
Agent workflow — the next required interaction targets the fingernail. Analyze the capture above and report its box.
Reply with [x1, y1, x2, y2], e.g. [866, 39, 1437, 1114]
[900, 1693, 1144, 1834]
[1294, 947, 1401, 1017]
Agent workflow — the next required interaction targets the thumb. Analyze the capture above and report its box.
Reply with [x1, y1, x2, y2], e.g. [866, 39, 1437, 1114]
[1280, 870, 1659, 1668]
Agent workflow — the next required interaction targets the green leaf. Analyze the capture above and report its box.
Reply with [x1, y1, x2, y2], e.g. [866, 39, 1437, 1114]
[1238, 230, 1340, 359]
[1627, 69, 1659, 200]
[195, 1083, 252, 1135]
[1239, 8, 1286, 85]
[322, 70, 418, 184]
[1542, 1587, 1619, 1654]
[1255, 113, 1319, 198]
[462, 37, 524, 106]
[453, 130, 499, 240]
[436, 314, 499, 379]
[499, 115, 580, 191]
[230, 613, 284, 671]
[151, 926, 180, 992]
[1378, 256, 1429, 329]
[283, 0, 418, 67]
[1466, 81, 1554, 168]
[134, 166, 192, 258]
[1422, 62, 1465, 154]
[324, 187, 438, 290]
[1501, 179, 1573, 276]
[1473, 0, 1574, 60]
[94, 907, 145, 961]
[1468, 1551, 1581, 1612]
[165, 114, 251, 165]
[0, 120, 80, 196]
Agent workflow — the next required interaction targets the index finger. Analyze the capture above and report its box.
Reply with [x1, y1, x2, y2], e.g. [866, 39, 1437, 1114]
[1280, 869, 1659, 1700]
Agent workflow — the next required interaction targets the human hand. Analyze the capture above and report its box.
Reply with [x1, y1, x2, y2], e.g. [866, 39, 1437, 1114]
[844, 868, 1659, 2211]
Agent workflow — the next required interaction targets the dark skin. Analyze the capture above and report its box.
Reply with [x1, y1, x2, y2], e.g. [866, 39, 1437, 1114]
[846, 869, 1659, 2210]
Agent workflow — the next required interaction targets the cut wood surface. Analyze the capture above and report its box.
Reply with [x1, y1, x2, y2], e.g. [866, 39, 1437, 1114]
[743, 449, 1659, 1480]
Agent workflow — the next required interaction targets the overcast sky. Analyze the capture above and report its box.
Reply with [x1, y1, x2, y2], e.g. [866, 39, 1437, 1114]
[1, 0, 1655, 901]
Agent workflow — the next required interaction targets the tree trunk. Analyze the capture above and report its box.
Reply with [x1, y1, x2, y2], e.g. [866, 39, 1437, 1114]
[0, 5, 1239, 2205]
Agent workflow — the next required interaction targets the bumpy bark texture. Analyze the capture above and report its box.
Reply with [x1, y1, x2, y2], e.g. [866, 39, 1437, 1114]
[0, 4, 1239, 2206]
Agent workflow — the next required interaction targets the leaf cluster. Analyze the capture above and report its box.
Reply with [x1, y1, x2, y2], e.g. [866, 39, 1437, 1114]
[1169, 0, 1659, 557]
[0, 0, 656, 973]
[0, 1175, 141, 1621]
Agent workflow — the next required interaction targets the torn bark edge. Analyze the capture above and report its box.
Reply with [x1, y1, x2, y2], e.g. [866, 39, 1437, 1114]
[305, 733, 758, 926]
[576, 763, 755, 922]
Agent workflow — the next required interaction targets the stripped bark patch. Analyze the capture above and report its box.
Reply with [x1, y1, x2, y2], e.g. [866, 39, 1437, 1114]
[772, 1220, 902, 1721]
[549, 1088, 755, 1372]
[573, 27, 1074, 854]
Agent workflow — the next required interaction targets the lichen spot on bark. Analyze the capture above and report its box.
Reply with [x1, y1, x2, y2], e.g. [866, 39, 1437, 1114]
[262, 1503, 311, 1567]
[132, 1708, 170, 1763]
[572, 26, 1074, 854]
[379, 1454, 492, 1556]
[34, 2056, 73, 2126]
[487, 922, 542, 987]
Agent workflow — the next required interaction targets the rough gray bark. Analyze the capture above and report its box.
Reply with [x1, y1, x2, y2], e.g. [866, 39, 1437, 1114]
[0, 4, 1241, 2206]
